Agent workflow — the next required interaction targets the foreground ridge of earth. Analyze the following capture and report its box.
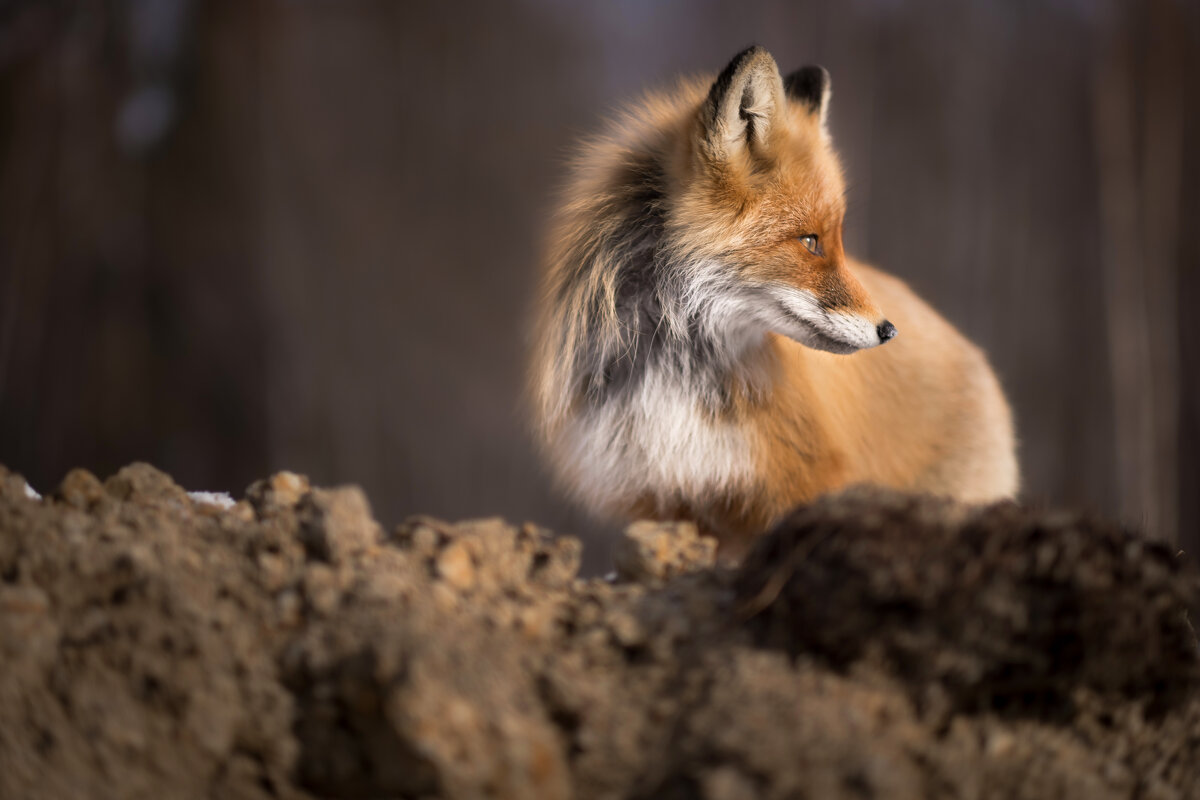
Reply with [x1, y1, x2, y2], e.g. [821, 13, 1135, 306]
[0, 463, 1198, 800]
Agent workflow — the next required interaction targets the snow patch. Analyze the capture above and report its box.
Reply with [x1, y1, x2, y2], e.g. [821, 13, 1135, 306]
[188, 491, 235, 509]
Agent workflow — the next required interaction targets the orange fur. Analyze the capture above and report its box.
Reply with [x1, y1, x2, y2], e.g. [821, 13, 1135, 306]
[529, 48, 1017, 553]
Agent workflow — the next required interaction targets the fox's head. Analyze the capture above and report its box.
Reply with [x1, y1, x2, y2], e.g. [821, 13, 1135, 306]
[534, 46, 899, 426]
[664, 46, 895, 355]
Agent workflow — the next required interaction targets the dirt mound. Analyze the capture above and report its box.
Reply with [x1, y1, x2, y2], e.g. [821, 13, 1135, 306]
[0, 463, 1197, 800]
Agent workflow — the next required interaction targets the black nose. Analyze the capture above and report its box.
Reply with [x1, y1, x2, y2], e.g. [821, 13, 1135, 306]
[876, 320, 897, 343]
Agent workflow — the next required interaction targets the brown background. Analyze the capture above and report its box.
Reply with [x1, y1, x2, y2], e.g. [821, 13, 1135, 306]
[1, 0, 1197, 567]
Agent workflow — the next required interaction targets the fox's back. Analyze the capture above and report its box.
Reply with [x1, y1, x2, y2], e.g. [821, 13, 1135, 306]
[764, 261, 1017, 505]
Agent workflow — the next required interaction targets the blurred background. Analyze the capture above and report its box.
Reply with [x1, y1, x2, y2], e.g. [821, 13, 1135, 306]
[1, 0, 1197, 567]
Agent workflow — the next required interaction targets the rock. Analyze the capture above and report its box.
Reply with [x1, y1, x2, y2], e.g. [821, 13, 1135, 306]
[246, 471, 311, 513]
[436, 540, 476, 590]
[404, 520, 442, 556]
[0, 465, 34, 501]
[103, 462, 187, 504]
[613, 519, 717, 582]
[295, 487, 379, 563]
[53, 468, 105, 509]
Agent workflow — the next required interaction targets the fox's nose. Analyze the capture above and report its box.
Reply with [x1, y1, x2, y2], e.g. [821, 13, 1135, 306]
[876, 320, 897, 343]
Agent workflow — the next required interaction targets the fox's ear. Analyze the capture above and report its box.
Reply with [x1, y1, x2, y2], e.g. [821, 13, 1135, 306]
[783, 65, 832, 131]
[700, 46, 785, 162]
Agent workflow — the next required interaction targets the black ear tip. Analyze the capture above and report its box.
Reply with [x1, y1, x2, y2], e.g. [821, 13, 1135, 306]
[706, 45, 776, 117]
[733, 44, 773, 61]
[721, 45, 772, 77]
[784, 65, 831, 110]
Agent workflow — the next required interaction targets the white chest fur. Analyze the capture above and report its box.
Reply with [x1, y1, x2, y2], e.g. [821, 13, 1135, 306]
[551, 364, 755, 517]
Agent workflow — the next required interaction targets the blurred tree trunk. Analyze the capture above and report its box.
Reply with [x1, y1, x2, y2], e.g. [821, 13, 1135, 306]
[1092, 0, 1185, 543]
[0, 1, 269, 493]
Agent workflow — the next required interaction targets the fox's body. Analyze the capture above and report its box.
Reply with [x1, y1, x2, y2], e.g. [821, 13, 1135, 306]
[530, 47, 1017, 551]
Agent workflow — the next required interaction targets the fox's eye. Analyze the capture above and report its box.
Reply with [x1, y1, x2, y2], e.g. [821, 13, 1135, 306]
[798, 234, 821, 255]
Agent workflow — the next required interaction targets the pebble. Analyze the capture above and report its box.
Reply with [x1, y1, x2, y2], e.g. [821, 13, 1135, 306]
[436, 541, 477, 591]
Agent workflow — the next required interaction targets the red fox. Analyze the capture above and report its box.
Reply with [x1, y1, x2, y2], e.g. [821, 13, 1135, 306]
[529, 46, 1018, 554]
